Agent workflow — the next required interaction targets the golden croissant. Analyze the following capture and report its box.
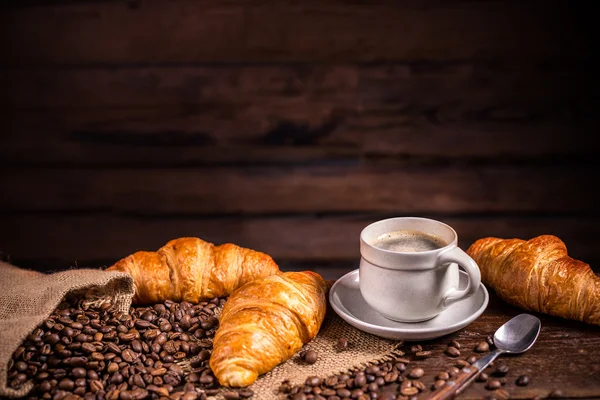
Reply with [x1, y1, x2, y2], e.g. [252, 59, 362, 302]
[107, 237, 280, 304]
[467, 235, 600, 325]
[210, 271, 327, 387]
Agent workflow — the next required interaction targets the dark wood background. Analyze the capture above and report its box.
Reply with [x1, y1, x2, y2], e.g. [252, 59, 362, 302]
[1, 1, 599, 279]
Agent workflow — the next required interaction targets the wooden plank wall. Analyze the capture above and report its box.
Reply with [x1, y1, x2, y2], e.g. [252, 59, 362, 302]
[1, 1, 599, 278]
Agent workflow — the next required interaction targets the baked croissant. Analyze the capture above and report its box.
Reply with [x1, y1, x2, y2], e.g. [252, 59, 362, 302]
[210, 271, 327, 387]
[467, 235, 600, 325]
[107, 237, 280, 304]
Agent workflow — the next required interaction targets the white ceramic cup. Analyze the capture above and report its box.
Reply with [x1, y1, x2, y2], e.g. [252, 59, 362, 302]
[359, 217, 481, 322]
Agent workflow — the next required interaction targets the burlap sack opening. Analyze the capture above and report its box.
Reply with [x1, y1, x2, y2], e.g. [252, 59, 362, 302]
[0, 262, 402, 400]
[0, 262, 135, 398]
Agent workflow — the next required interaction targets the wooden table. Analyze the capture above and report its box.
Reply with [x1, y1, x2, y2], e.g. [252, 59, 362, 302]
[393, 291, 600, 399]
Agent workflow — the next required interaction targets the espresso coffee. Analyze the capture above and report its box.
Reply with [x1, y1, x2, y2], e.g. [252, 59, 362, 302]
[372, 230, 447, 252]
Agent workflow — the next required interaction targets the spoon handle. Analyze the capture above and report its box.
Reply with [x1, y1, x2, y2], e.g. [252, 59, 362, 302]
[426, 350, 502, 400]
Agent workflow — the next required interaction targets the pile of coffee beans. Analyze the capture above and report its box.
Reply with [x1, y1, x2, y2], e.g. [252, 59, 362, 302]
[283, 337, 534, 400]
[6, 293, 254, 400]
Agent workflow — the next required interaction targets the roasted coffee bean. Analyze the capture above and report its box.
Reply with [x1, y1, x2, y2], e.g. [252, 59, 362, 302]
[477, 372, 489, 382]
[199, 374, 214, 385]
[475, 341, 490, 352]
[303, 350, 318, 364]
[58, 378, 75, 390]
[337, 388, 351, 398]
[448, 366, 460, 377]
[401, 386, 419, 396]
[410, 344, 422, 353]
[223, 392, 240, 400]
[446, 346, 460, 357]
[415, 351, 432, 358]
[486, 379, 502, 390]
[436, 371, 450, 380]
[516, 374, 531, 386]
[456, 359, 470, 368]
[239, 388, 254, 398]
[493, 364, 509, 376]
[337, 337, 349, 350]
[432, 379, 446, 390]
[305, 376, 321, 386]
[384, 372, 398, 383]
[467, 355, 477, 364]
[408, 368, 424, 379]
[71, 367, 87, 379]
[394, 362, 407, 372]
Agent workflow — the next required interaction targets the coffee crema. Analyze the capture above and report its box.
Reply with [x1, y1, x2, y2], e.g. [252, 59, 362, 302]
[371, 230, 448, 252]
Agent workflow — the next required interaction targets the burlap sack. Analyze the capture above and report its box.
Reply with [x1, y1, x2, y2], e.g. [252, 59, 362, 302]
[0, 261, 135, 398]
[0, 262, 402, 400]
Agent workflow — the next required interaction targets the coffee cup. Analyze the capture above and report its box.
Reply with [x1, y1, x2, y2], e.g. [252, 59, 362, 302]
[359, 217, 481, 322]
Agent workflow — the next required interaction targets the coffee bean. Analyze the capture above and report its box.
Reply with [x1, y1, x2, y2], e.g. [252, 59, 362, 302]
[493, 364, 509, 376]
[410, 344, 422, 353]
[436, 371, 450, 380]
[303, 350, 318, 364]
[394, 362, 406, 372]
[486, 379, 502, 390]
[432, 380, 446, 390]
[408, 368, 424, 379]
[446, 346, 460, 357]
[199, 374, 214, 385]
[401, 386, 419, 396]
[291, 393, 306, 400]
[477, 372, 489, 382]
[467, 355, 477, 364]
[71, 367, 87, 379]
[337, 388, 351, 398]
[415, 351, 432, 358]
[58, 378, 75, 390]
[449, 340, 461, 349]
[456, 359, 470, 368]
[475, 341, 490, 352]
[337, 337, 349, 350]
[384, 372, 398, 383]
[239, 388, 254, 398]
[305, 376, 321, 386]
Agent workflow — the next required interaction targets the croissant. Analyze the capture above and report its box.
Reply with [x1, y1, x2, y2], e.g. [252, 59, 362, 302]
[107, 237, 280, 304]
[210, 271, 327, 387]
[466, 235, 600, 325]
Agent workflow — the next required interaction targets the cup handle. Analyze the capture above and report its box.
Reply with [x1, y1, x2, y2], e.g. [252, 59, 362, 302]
[437, 246, 481, 308]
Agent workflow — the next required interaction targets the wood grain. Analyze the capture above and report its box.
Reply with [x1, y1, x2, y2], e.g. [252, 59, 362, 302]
[0, 1, 592, 65]
[1, 165, 594, 214]
[1, 214, 597, 269]
[1, 64, 587, 109]
[1, 62, 594, 166]
[392, 293, 600, 398]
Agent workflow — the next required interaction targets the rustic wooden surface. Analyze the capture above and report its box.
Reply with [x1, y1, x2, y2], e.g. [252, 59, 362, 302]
[376, 290, 600, 399]
[1, 0, 599, 274]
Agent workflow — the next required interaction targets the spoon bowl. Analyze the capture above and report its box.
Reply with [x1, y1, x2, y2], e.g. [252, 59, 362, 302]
[494, 313, 542, 353]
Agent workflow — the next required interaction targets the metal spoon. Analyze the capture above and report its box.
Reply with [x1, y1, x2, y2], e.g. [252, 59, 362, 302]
[427, 313, 541, 400]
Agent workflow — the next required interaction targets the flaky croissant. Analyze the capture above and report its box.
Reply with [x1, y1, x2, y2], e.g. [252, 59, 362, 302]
[107, 237, 280, 304]
[210, 271, 327, 387]
[467, 235, 600, 325]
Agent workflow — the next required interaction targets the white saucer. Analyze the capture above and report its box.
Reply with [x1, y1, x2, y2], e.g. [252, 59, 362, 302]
[329, 269, 489, 341]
